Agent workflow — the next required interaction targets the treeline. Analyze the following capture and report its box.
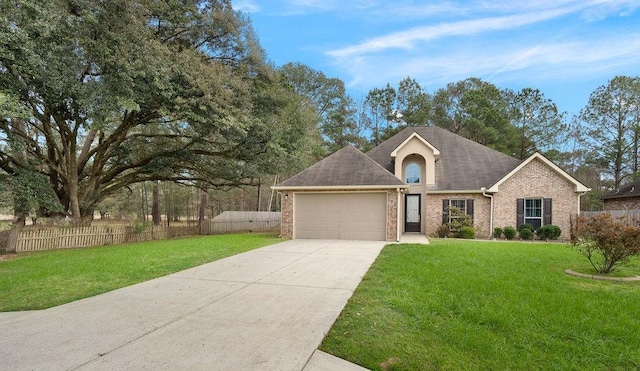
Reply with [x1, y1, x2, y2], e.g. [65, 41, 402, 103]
[0, 1, 638, 226]
[282, 62, 640, 209]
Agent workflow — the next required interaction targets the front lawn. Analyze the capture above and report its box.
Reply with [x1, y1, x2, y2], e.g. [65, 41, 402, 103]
[320, 239, 640, 370]
[0, 233, 281, 312]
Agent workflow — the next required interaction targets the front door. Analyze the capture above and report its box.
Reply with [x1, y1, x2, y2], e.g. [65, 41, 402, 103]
[405, 194, 421, 233]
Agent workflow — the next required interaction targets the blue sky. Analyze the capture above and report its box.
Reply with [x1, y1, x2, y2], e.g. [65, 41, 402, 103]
[233, 0, 640, 117]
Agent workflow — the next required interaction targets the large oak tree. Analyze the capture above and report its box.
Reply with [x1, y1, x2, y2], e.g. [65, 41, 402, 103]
[0, 0, 313, 225]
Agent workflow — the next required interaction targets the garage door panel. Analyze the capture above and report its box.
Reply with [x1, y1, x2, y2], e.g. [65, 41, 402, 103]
[294, 193, 387, 241]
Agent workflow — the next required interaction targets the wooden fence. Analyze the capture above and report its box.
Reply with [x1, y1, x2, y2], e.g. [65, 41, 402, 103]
[581, 210, 640, 226]
[1, 211, 282, 253]
[10, 225, 167, 252]
[206, 219, 280, 234]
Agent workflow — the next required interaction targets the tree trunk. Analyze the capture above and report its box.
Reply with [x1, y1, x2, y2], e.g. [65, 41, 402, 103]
[198, 188, 207, 234]
[152, 181, 160, 226]
[12, 194, 27, 228]
[256, 180, 261, 211]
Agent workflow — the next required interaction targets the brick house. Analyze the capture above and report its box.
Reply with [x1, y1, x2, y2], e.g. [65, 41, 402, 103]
[273, 126, 590, 241]
[601, 179, 640, 211]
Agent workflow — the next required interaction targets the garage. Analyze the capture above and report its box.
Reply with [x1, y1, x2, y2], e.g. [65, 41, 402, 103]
[294, 192, 387, 241]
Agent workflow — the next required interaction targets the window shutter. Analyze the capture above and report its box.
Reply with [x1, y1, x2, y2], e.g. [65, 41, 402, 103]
[516, 199, 524, 227]
[544, 198, 552, 225]
[442, 199, 449, 224]
[466, 199, 474, 217]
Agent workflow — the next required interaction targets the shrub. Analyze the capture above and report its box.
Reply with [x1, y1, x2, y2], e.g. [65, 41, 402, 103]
[436, 224, 450, 238]
[503, 226, 517, 240]
[518, 223, 533, 233]
[446, 206, 473, 234]
[549, 225, 561, 239]
[519, 228, 534, 240]
[571, 214, 640, 274]
[459, 226, 475, 239]
[537, 225, 562, 240]
[493, 227, 503, 239]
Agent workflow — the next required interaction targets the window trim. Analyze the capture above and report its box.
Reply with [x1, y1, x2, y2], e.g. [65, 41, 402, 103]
[524, 198, 543, 229]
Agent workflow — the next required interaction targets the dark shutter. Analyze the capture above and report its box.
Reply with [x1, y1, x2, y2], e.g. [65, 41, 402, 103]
[544, 198, 552, 225]
[442, 199, 449, 224]
[466, 199, 474, 217]
[516, 199, 524, 227]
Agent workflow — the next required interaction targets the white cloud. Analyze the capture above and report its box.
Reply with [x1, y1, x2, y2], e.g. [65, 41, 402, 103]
[332, 33, 640, 92]
[327, 6, 584, 58]
[233, 0, 261, 13]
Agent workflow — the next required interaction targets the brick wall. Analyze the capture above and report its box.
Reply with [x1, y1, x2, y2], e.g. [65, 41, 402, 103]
[604, 197, 640, 210]
[280, 191, 293, 238]
[492, 158, 579, 239]
[425, 193, 491, 238]
[386, 189, 399, 241]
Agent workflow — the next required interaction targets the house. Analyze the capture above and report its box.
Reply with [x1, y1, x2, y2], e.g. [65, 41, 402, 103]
[273, 126, 590, 241]
[601, 179, 640, 211]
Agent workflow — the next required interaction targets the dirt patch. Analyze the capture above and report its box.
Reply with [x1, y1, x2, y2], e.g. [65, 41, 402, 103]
[0, 253, 18, 261]
[380, 357, 400, 370]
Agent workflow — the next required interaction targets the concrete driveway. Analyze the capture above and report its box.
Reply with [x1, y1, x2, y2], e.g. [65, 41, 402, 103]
[0, 239, 385, 370]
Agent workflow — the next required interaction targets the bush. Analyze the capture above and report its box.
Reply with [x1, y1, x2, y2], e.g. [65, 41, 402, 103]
[459, 226, 475, 239]
[518, 223, 533, 233]
[519, 228, 534, 240]
[493, 227, 503, 239]
[571, 214, 640, 274]
[537, 225, 562, 240]
[436, 224, 450, 238]
[503, 226, 517, 240]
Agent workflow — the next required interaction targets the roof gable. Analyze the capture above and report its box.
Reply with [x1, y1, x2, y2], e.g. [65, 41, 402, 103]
[390, 132, 440, 160]
[367, 126, 522, 191]
[273, 146, 407, 190]
[487, 152, 590, 193]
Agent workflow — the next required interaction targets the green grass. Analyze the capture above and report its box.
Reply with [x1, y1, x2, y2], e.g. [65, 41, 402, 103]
[0, 233, 281, 312]
[320, 239, 640, 370]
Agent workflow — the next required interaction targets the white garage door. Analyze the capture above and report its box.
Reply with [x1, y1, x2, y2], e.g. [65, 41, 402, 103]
[294, 193, 387, 241]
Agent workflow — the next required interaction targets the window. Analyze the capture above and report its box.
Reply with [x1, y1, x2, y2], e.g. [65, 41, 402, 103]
[406, 163, 420, 184]
[517, 198, 552, 229]
[442, 199, 474, 224]
[524, 199, 542, 229]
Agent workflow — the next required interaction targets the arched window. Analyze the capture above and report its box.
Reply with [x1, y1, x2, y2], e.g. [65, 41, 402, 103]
[406, 163, 420, 184]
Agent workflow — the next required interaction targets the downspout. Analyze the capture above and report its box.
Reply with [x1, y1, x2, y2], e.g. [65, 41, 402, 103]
[577, 191, 588, 215]
[481, 187, 494, 238]
[396, 188, 401, 242]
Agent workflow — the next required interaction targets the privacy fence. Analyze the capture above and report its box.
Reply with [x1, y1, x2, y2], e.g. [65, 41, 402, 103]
[1, 211, 281, 253]
[581, 210, 640, 226]
[204, 211, 281, 235]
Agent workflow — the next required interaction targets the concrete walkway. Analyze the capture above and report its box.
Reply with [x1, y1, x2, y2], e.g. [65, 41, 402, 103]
[397, 233, 430, 244]
[0, 239, 382, 371]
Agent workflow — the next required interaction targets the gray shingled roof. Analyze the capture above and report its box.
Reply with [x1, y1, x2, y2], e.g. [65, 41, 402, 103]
[601, 179, 640, 200]
[275, 145, 406, 188]
[366, 126, 523, 191]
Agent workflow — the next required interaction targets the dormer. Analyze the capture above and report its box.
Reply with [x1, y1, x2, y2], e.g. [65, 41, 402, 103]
[390, 132, 439, 185]
[391, 133, 440, 185]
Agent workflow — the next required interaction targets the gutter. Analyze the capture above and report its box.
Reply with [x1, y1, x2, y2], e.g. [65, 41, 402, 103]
[272, 184, 410, 191]
[577, 191, 588, 215]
